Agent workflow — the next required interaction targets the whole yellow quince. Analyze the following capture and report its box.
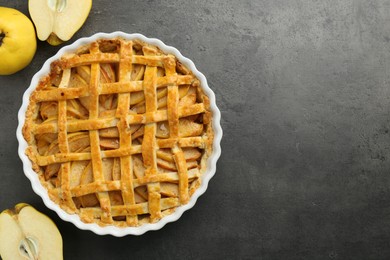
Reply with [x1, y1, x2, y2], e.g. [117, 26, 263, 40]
[0, 7, 37, 75]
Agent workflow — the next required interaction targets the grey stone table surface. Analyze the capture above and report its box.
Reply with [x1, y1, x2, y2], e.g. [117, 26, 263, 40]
[1, 0, 390, 259]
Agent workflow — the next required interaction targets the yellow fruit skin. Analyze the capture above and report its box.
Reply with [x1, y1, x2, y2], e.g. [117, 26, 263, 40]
[0, 7, 37, 75]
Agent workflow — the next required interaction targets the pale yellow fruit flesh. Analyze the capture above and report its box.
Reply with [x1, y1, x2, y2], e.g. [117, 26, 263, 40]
[0, 7, 37, 75]
[0, 212, 25, 260]
[29, 0, 92, 42]
[28, 0, 54, 41]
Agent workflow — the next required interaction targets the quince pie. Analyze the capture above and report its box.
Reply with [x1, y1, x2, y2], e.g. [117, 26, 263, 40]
[23, 37, 214, 227]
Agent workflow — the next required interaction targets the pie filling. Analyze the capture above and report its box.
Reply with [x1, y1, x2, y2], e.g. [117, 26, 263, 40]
[23, 38, 213, 227]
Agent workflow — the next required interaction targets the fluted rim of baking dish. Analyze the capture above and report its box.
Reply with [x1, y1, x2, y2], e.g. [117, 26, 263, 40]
[16, 32, 222, 236]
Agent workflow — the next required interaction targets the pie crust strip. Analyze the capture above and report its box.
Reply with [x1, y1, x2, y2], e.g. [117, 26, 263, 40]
[116, 40, 138, 226]
[32, 103, 205, 134]
[88, 43, 113, 224]
[57, 68, 76, 211]
[35, 136, 206, 166]
[164, 56, 189, 204]
[142, 46, 162, 222]
[33, 75, 194, 102]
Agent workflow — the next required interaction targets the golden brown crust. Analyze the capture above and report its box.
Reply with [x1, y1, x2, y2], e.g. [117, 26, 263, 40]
[23, 37, 214, 227]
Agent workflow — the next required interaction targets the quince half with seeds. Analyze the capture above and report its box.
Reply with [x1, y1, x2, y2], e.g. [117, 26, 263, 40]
[0, 203, 63, 260]
[29, 0, 92, 46]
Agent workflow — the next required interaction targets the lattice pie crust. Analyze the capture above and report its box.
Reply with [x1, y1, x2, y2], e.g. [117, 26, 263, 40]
[23, 38, 213, 227]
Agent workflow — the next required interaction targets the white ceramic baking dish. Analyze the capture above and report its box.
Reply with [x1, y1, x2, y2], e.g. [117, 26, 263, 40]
[16, 32, 222, 236]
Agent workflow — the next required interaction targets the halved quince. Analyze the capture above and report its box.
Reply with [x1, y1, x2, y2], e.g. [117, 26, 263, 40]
[28, 0, 92, 46]
[0, 203, 63, 260]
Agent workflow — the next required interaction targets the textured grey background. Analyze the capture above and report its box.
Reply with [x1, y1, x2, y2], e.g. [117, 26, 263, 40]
[1, 0, 390, 259]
